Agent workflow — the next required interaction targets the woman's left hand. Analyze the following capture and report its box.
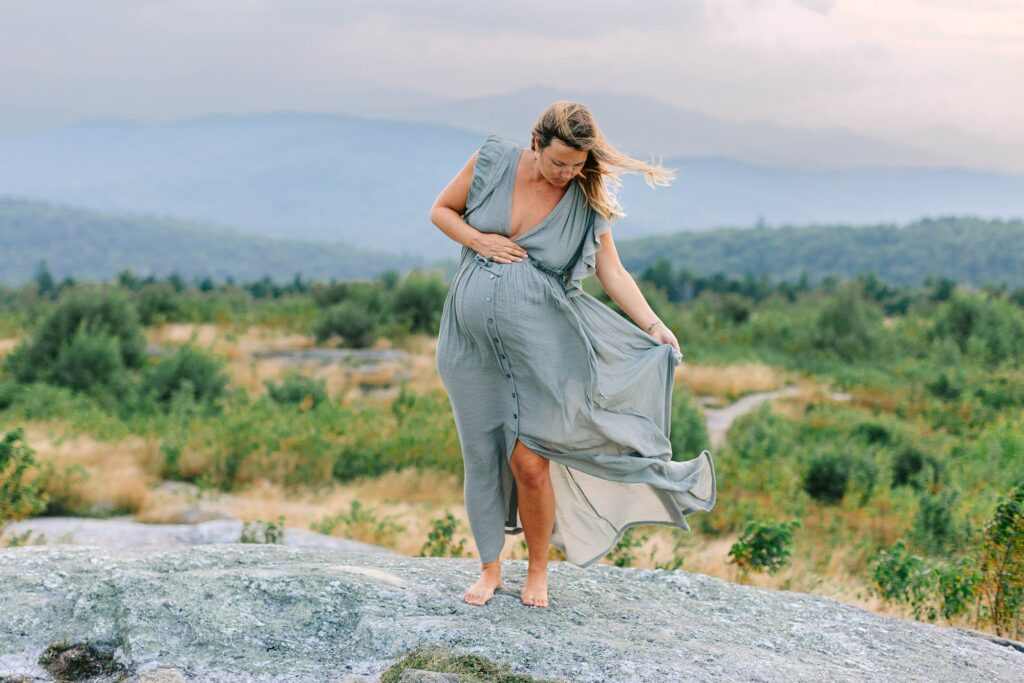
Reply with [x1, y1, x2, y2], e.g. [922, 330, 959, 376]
[651, 324, 681, 355]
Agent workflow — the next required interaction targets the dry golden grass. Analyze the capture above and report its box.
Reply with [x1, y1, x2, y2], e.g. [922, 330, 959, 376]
[0, 337, 18, 359]
[679, 362, 789, 400]
[18, 423, 160, 516]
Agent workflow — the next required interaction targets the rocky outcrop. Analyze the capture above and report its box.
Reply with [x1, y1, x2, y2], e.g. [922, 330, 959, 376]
[1, 544, 1021, 682]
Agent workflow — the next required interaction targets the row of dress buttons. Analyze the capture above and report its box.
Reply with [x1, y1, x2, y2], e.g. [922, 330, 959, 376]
[480, 264, 518, 422]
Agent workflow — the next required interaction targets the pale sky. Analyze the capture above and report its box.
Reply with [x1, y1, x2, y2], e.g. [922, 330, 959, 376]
[1, 0, 1021, 148]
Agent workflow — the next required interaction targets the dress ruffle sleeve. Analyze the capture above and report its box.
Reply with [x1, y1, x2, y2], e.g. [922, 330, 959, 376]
[564, 210, 616, 299]
[464, 134, 507, 216]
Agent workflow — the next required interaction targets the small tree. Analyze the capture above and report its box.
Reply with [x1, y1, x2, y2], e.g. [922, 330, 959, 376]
[977, 485, 1024, 639]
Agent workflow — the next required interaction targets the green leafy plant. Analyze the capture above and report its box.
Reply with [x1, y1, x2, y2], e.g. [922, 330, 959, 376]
[1, 427, 50, 542]
[419, 511, 467, 558]
[607, 527, 653, 568]
[728, 518, 801, 578]
[870, 538, 938, 620]
[977, 485, 1024, 639]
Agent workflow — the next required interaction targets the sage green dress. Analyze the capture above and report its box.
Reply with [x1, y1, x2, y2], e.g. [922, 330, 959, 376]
[435, 134, 716, 567]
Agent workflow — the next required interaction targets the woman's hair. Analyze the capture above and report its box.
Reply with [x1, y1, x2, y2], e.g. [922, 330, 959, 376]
[530, 100, 675, 221]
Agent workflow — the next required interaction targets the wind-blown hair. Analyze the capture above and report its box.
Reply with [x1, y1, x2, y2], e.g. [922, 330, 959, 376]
[530, 100, 675, 221]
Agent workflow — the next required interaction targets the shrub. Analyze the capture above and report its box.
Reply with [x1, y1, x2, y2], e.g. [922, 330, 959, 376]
[805, 282, 888, 362]
[142, 344, 229, 408]
[391, 270, 448, 335]
[931, 292, 1024, 368]
[419, 511, 467, 558]
[331, 443, 393, 483]
[5, 286, 146, 385]
[1, 427, 50, 540]
[727, 402, 794, 460]
[910, 489, 964, 556]
[803, 451, 851, 504]
[49, 328, 131, 396]
[977, 485, 1024, 639]
[850, 421, 893, 446]
[727, 518, 801, 578]
[314, 299, 379, 348]
[265, 372, 329, 409]
[670, 389, 711, 462]
[607, 527, 654, 568]
[136, 283, 183, 325]
[935, 556, 982, 622]
[870, 538, 938, 620]
[891, 446, 942, 491]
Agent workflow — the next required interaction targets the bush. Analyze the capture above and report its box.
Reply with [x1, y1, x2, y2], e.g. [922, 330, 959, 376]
[892, 446, 942, 491]
[870, 538, 938, 620]
[314, 299, 379, 348]
[910, 489, 964, 556]
[607, 527, 654, 568]
[391, 270, 448, 335]
[264, 372, 329, 409]
[1, 427, 50, 540]
[727, 402, 794, 460]
[803, 451, 850, 504]
[728, 518, 801, 578]
[670, 389, 711, 462]
[142, 344, 229, 408]
[136, 283, 183, 325]
[49, 328, 131, 396]
[419, 511, 467, 558]
[931, 292, 1024, 368]
[805, 282, 888, 362]
[978, 485, 1024, 639]
[5, 287, 146, 390]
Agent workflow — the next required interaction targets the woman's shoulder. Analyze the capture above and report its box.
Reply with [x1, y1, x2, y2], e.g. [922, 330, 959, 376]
[471, 134, 517, 185]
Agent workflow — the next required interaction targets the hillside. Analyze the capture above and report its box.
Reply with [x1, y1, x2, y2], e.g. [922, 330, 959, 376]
[0, 197, 442, 286]
[2, 198, 1022, 289]
[618, 215, 1024, 288]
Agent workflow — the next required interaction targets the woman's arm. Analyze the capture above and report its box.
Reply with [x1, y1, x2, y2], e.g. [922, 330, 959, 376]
[594, 229, 681, 354]
[429, 152, 527, 263]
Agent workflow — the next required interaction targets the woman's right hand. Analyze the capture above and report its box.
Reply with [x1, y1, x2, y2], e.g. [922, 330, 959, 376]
[473, 232, 528, 263]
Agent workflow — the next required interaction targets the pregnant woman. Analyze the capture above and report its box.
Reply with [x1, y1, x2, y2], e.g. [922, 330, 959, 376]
[429, 101, 716, 608]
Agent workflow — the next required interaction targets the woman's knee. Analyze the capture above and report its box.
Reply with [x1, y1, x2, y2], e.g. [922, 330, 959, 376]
[510, 440, 549, 488]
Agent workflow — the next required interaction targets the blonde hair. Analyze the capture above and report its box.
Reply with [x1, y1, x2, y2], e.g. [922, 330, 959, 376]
[530, 100, 676, 221]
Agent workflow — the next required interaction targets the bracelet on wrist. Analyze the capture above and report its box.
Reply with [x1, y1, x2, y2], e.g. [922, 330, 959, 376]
[646, 320, 663, 333]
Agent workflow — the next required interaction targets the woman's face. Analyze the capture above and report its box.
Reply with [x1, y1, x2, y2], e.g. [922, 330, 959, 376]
[534, 136, 588, 186]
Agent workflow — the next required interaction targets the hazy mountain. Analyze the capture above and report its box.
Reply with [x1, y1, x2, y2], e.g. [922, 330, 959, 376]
[1, 112, 1023, 262]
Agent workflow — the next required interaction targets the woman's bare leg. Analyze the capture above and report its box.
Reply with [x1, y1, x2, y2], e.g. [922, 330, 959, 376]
[463, 557, 503, 606]
[510, 438, 554, 607]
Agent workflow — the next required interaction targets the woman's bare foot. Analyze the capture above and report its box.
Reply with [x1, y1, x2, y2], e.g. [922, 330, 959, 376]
[520, 566, 548, 608]
[463, 561, 503, 606]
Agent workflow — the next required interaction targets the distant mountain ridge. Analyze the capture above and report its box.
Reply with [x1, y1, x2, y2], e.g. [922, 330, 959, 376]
[1, 112, 1023, 261]
[0, 197, 437, 286]
[2, 197, 1021, 289]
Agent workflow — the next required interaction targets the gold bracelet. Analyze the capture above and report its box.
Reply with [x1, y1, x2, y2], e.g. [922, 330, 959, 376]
[646, 320, 663, 333]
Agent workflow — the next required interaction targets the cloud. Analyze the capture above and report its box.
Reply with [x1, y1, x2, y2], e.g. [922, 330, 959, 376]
[0, 0, 1020, 151]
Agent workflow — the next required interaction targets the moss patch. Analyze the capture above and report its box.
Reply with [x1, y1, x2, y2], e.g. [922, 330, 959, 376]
[379, 644, 564, 682]
[37, 639, 130, 681]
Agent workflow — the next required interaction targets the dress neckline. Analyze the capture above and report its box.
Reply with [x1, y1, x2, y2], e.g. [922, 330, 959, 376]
[506, 146, 576, 243]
